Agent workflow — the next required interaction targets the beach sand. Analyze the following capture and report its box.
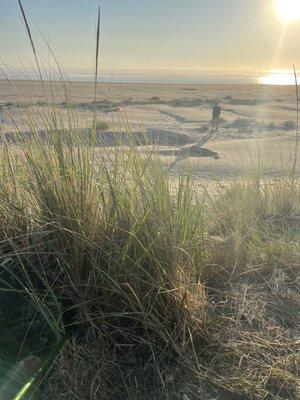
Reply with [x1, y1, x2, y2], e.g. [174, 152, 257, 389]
[0, 80, 298, 178]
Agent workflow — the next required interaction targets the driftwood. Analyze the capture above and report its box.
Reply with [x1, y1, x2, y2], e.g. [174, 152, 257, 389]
[164, 128, 220, 170]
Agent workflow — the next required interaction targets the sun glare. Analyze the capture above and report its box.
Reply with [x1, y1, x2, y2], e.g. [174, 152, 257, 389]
[275, 0, 300, 23]
[258, 70, 295, 85]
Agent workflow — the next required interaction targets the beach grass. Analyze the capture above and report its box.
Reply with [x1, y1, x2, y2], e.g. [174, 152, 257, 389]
[0, 109, 299, 399]
[0, 2, 299, 399]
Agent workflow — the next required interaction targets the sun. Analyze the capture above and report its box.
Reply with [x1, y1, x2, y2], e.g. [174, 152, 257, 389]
[275, 0, 300, 23]
[258, 70, 295, 85]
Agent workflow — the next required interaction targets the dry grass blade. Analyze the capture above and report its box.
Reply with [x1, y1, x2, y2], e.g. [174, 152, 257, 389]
[293, 65, 299, 176]
[17, 0, 45, 96]
[94, 6, 101, 120]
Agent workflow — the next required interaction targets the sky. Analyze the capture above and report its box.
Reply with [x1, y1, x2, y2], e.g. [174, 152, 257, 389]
[1, 0, 300, 74]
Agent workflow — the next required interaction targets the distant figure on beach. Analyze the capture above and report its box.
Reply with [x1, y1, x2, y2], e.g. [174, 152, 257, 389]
[211, 102, 221, 131]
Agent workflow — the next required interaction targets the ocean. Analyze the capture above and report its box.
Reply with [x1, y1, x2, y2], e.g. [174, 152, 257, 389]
[0, 67, 263, 85]
[0, 67, 296, 85]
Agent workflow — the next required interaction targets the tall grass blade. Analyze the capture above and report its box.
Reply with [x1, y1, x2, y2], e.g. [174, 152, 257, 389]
[17, 0, 45, 96]
[293, 65, 299, 176]
[93, 6, 101, 125]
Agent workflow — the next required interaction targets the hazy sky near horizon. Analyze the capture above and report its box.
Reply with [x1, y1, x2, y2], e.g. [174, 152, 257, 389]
[1, 0, 300, 73]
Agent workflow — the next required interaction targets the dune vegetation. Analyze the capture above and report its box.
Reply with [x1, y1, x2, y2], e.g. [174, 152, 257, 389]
[0, 2, 299, 400]
[0, 104, 298, 399]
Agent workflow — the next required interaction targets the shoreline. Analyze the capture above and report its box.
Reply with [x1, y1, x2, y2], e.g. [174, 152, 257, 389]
[0, 78, 295, 88]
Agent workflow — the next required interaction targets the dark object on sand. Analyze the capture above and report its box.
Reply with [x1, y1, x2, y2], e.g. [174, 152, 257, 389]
[161, 104, 221, 170]
[163, 124, 220, 171]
